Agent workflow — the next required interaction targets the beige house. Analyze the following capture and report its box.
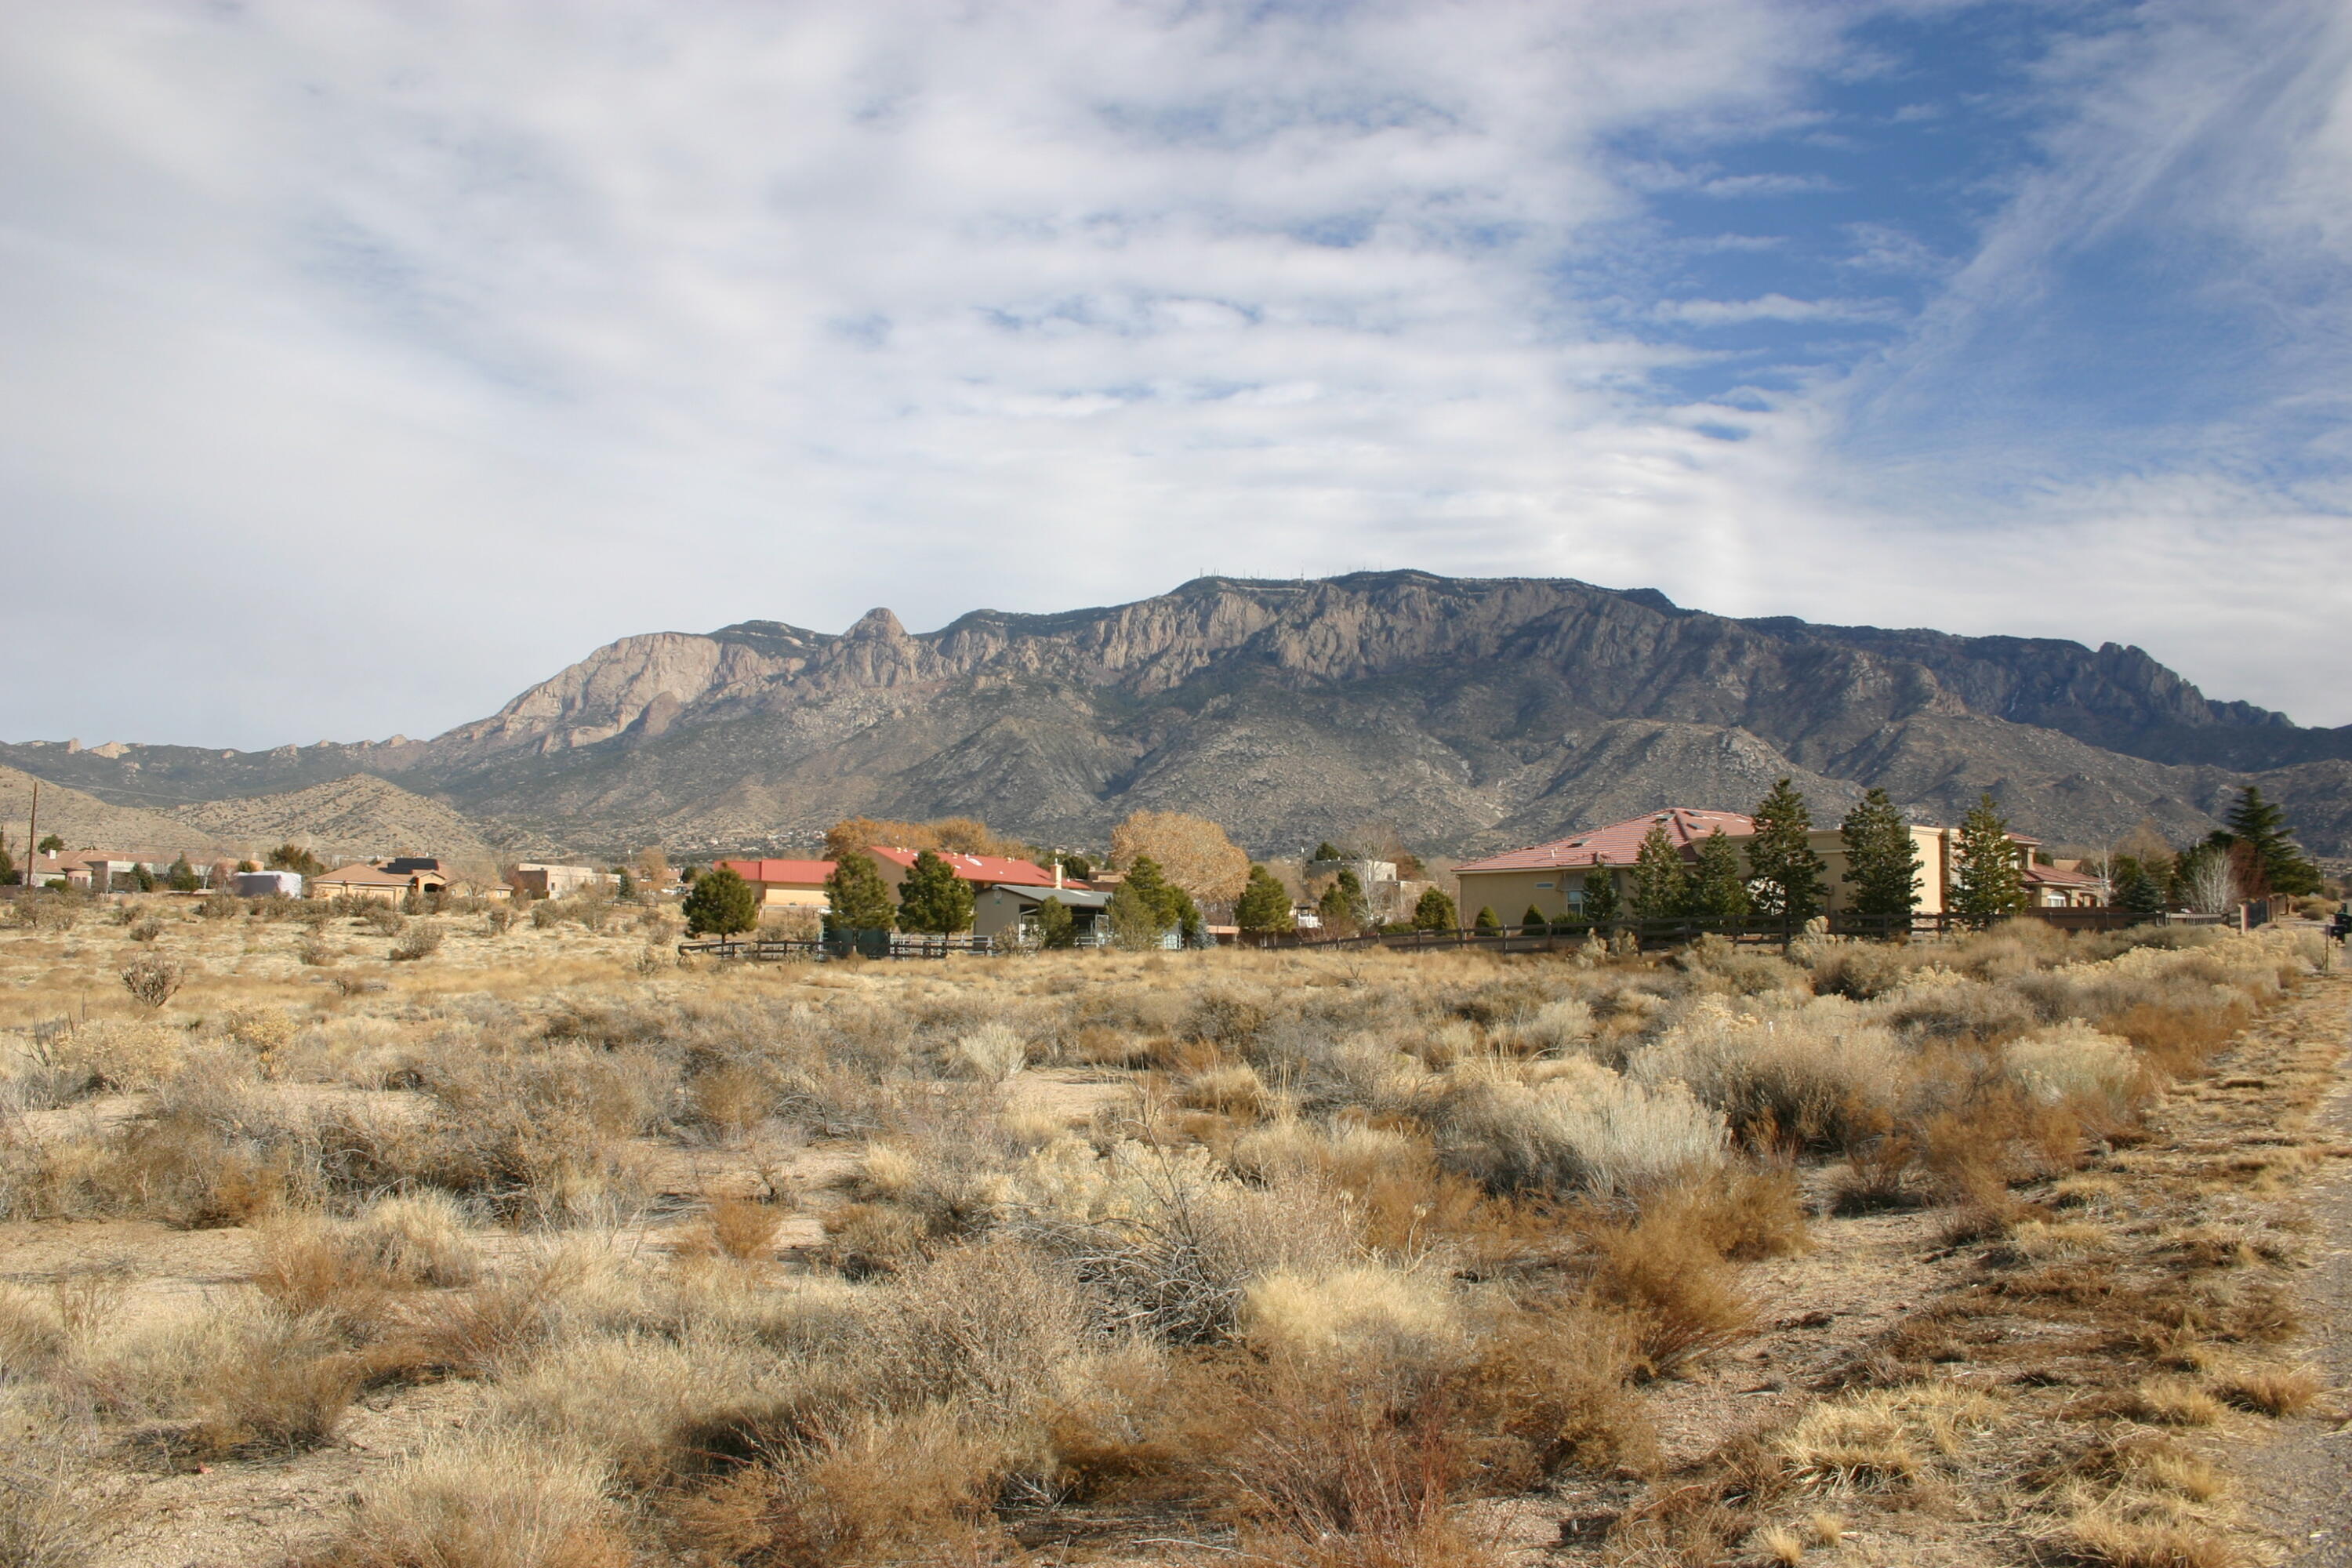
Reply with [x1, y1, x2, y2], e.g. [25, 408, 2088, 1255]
[713, 858, 837, 909]
[508, 863, 618, 899]
[313, 863, 450, 904]
[1454, 805, 1968, 923]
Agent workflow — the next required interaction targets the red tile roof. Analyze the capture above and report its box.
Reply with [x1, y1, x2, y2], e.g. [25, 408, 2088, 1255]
[717, 858, 836, 885]
[2020, 862, 2103, 887]
[863, 846, 1073, 887]
[1455, 808, 1759, 873]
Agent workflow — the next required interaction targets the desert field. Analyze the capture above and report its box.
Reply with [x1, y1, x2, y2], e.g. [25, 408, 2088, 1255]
[0, 889, 2345, 1567]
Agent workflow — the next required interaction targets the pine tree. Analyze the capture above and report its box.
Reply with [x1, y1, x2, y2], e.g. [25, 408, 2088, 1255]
[1950, 793, 2025, 920]
[1520, 904, 1551, 936]
[1316, 881, 1356, 933]
[1312, 840, 1345, 862]
[1688, 830, 1752, 923]
[1745, 778, 1825, 920]
[266, 843, 326, 877]
[1579, 869, 1619, 926]
[896, 849, 975, 934]
[0, 840, 15, 887]
[165, 855, 201, 893]
[822, 854, 898, 932]
[1411, 887, 1457, 931]
[1473, 906, 1501, 932]
[682, 866, 758, 936]
[1839, 789, 1921, 924]
[2111, 856, 2167, 915]
[1032, 895, 1077, 949]
[132, 862, 156, 893]
[1628, 823, 1690, 920]
[1235, 864, 1296, 935]
[2220, 786, 2321, 897]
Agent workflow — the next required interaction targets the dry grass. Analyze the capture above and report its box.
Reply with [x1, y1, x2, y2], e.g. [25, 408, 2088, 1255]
[0, 904, 2328, 1566]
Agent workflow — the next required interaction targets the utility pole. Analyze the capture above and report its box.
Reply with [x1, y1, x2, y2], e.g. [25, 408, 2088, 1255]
[24, 780, 36, 888]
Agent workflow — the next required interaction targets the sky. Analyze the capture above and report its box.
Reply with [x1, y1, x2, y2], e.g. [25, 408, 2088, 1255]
[5, 0, 2350, 747]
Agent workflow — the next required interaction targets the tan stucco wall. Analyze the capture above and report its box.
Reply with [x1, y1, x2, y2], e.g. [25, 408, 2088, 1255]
[756, 885, 828, 908]
[1457, 825, 1955, 922]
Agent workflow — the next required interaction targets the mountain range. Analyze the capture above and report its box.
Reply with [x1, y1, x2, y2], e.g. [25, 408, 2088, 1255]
[6, 572, 2347, 864]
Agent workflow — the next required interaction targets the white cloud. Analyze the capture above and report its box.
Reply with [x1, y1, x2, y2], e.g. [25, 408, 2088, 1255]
[0, 0, 2347, 753]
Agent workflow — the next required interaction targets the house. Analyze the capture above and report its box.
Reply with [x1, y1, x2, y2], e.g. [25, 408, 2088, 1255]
[234, 870, 305, 897]
[508, 863, 617, 899]
[313, 862, 451, 903]
[858, 847, 1076, 898]
[2021, 857, 2108, 909]
[714, 858, 837, 909]
[971, 882, 1110, 943]
[25, 850, 151, 891]
[1454, 805, 1964, 922]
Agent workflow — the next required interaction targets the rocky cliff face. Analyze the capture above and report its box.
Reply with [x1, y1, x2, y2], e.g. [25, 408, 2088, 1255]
[14, 572, 2343, 859]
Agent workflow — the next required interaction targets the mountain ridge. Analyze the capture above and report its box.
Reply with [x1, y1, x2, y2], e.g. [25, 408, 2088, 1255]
[5, 572, 2345, 861]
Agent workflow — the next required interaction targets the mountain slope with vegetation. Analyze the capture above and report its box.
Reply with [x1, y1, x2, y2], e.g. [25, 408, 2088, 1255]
[6, 572, 2342, 859]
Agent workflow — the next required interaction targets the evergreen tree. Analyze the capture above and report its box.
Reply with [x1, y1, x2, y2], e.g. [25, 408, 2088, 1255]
[1106, 880, 1171, 949]
[615, 868, 636, 901]
[823, 853, 897, 932]
[165, 855, 201, 893]
[1519, 904, 1551, 937]
[1051, 851, 1094, 880]
[1950, 793, 2025, 920]
[1473, 906, 1501, 932]
[1840, 789, 1922, 924]
[1628, 823, 1690, 920]
[2111, 855, 2167, 915]
[1235, 864, 1296, 935]
[896, 849, 975, 934]
[1031, 895, 1077, 949]
[1579, 869, 1619, 926]
[1122, 857, 1185, 926]
[681, 866, 758, 936]
[266, 843, 326, 877]
[1688, 830, 1752, 923]
[1312, 840, 1345, 862]
[132, 862, 155, 893]
[38, 835, 63, 855]
[2218, 786, 2322, 897]
[1316, 881, 1356, 933]
[1411, 887, 1457, 932]
[0, 840, 15, 886]
[1745, 778, 1826, 920]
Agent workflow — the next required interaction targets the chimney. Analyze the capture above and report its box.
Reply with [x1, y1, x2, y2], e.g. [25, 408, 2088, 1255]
[1054, 860, 1064, 889]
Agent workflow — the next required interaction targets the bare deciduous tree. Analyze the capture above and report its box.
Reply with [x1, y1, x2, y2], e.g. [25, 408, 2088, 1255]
[1109, 811, 1249, 903]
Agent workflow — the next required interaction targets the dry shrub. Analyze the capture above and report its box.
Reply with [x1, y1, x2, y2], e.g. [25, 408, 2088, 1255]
[52, 1020, 183, 1091]
[953, 1022, 1028, 1082]
[2005, 1022, 2146, 1120]
[1435, 1060, 1726, 1198]
[1011, 1139, 1356, 1341]
[0, 1285, 67, 1376]
[0, 1399, 138, 1568]
[2103, 1000, 2251, 1080]
[1632, 996, 1904, 1153]
[2056, 1512, 2241, 1568]
[1456, 1299, 1656, 1486]
[1181, 1061, 1272, 1117]
[2211, 1363, 2321, 1416]
[390, 924, 445, 962]
[1208, 1354, 1501, 1568]
[118, 954, 184, 1010]
[1649, 1166, 1811, 1261]
[1241, 1265, 1458, 1366]
[688, 1062, 775, 1138]
[674, 1408, 1011, 1568]
[328, 1432, 627, 1568]
[1580, 1204, 1756, 1377]
[1779, 1383, 2000, 1490]
[706, 1196, 785, 1261]
[1799, 940, 1913, 1000]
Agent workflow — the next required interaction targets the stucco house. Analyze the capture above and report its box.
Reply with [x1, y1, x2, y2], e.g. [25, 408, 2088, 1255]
[714, 858, 837, 908]
[313, 862, 450, 903]
[1453, 804, 2032, 923]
